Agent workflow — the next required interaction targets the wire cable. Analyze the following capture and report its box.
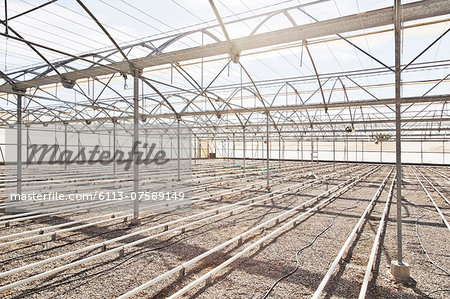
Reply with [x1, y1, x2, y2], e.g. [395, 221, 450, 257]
[415, 210, 450, 276]
[260, 203, 359, 299]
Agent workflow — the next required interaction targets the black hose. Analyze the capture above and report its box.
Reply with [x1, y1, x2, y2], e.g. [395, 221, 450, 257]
[260, 204, 358, 299]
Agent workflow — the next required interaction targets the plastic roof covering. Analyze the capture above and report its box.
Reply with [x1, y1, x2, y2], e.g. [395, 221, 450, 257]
[0, 0, 448, 141]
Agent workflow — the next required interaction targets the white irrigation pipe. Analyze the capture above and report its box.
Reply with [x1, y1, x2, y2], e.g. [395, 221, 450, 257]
[412, 167, 450, 230]
[426, 167, 449, 181]
[415, 167, 450, 205]
[0, 162, 312, 213]
[0, 200, 133, 226]
[0, 161, 304, 213]
[0, 177, 326, 292]
[311, 166, 393, 299]
[0, 180, 259, 243]
[0, 165, 359, 292]
[4, 160, 220, 182]
[0, 167, 306, 247]
[0, 163, 317, 231]
[0, 162, 253, 207]
[359, 172, 396, 299]
[0, 162, 286, 216]
[119, 166, 380, 299]
[0, 162, 336, 235]
[0, 163, 247, 212]
[0, 177, 223, 225]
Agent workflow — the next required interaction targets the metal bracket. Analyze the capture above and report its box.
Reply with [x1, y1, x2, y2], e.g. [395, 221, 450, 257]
[230, 46, 240, 63]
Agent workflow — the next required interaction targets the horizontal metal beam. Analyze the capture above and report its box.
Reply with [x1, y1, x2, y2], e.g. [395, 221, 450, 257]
[192, 118, 450, 130]
[185, 95, 450, 118]
[11, 94, 449, 126]
[197, 133, 448, 139]
[1, 0, 449, 93]
[193, 127, 450, 133]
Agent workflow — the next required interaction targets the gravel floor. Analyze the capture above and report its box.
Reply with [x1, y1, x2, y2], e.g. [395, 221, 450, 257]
[0, 162, 448, 299]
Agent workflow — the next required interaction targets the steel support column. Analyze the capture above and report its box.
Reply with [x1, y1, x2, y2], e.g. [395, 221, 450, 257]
[232, 132, 235, 163]
[278, 134, 281, 168]
[243, 127, 246, 173]
[26, 125, 29, 167]
[420, 140, 423, 164]
[346, 135, 349, 164]
[113, 121, 116, 175]
[198, 137, 201, 161]
[132, 72, 140, 221]
[16, 94, 22, 195]
[310, 133, 314, 173]
[64, 123, 67, 171]
[380, 142, 383, 163]
[177, 117, 181, 181]
[193, 133, 197, 163]
[266, 113, 270, 191]
[301, 136, 303, 165]
[362, 139, 365, 162]
[77, 131, 80, 162]
[394, 0, 406, 269]
[333, 134, 336, 171]
[227, 137, 230, 160]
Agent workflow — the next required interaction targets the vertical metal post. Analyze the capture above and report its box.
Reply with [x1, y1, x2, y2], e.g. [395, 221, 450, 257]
[420, 140, 423, 164]
[301, 136, 303, 165]
[193, 133, 197, 163]
[64, 123, 67, 171]
[17, 94, 22, 195]
[227, 137, 230, 160]
[310, 132, 314, 173]
[232, 133, 235, 163]
[145, 129, 148, 158]
[316, 137, 319, 162]
[278, 134, 281, 168]
[297, 139, 299, 161]
[113, 121, 116, 175]
[243, 127, 246, 173]
[443, 140, 445, 164]
[132, 71, 140, 221]
[251, 136, 254, 159]
[346, 135, 349, 164]
[361, 139, 364, 162]
[108, 129, 111, 156]
[77, 131, 81, 162]
[199, 137, 202, 160]
[380, 142, 383, 164]
[26, 125, 29, 166]
[266, 113, 270, 191]
[394, 0, 404, 265]
[177, 117, 181, 181]
[262, 138, 264, 160]
[356, 137, 358, 162]
[258, 139, 261, 160]
[4, 0, 8, 36]
[333, 134, 336, 171]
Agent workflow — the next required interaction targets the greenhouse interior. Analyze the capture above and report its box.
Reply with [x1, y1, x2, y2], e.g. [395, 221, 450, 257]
[0, 0, 449, 298]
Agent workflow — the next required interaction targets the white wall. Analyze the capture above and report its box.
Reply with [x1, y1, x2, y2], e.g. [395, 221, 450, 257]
[211, 139, 449, 165]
